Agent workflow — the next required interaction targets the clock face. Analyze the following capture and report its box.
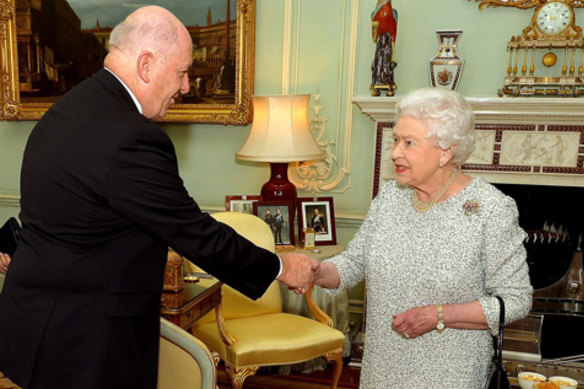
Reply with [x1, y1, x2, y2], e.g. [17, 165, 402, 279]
[536, 1, 573, 35]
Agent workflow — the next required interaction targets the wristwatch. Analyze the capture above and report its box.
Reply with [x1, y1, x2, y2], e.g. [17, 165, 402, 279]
[436, 304, 445, 333]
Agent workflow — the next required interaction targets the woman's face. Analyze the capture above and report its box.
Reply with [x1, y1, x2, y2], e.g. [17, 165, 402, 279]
[391, 116, 443, 189]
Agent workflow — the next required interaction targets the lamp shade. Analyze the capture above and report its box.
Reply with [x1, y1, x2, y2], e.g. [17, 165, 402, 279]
[236, 95, 324, 163]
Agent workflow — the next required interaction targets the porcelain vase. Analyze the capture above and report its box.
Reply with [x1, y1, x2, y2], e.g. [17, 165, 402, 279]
[429, 30, 464, 90]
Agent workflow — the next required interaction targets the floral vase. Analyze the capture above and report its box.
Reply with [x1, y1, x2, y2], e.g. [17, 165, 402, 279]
[429, 30, 464, 90]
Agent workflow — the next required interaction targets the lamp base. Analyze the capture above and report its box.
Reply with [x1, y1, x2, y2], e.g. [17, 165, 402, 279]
[261, 163, 297, 209]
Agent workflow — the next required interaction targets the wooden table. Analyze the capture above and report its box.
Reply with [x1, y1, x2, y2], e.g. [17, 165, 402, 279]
[160, 277, 222, 331]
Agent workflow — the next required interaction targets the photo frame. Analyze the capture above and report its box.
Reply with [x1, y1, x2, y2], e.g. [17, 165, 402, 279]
[225, 195, 261, 214]
[0, 0, 255, 125]
[253, 201, 295, 246]
[297, 197, 337, 246]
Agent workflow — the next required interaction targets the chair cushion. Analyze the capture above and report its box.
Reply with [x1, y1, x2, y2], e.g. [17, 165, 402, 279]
[192, 313, 345, 368]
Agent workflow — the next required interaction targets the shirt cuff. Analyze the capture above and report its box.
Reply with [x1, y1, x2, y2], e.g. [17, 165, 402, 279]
[276, 255, 283, 278]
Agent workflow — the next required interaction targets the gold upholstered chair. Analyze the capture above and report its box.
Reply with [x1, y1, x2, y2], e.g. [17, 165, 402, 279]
[158, 317, 217, 389]
[190, 211, 345, 389]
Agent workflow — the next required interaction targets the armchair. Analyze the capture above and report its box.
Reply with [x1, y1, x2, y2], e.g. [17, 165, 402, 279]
[158, 317, 217, 389]
[190, 211, 345, 389]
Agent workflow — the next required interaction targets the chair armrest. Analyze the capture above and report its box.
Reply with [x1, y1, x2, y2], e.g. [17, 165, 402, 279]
[304, 285, 334, 327]
[214, 302, 236, 346]
[159, 317, 216, 389]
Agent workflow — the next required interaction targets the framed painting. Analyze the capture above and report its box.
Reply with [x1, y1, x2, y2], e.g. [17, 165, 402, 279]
[253, 201, 295, 247]
[0, 0, 255, 124]
[225, 195, 261, 214]
[297, 197, 337, 246]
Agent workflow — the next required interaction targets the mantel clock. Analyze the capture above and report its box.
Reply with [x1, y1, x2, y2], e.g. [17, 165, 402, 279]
[470, 0, 584, 96]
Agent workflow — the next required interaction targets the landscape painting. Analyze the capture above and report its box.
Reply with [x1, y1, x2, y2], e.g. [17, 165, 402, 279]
[0, 0, 256, 124]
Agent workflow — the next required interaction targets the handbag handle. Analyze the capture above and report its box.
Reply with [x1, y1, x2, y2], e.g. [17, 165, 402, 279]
[494, 295, 505, 370]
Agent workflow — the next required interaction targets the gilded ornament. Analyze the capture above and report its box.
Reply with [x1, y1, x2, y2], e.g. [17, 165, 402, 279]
[542, 52, 557, 67]
[469, 0, 584, 97]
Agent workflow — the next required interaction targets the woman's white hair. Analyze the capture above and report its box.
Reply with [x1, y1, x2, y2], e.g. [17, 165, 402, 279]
[396, 88, 476, 166]
[108, 6, 180, 58]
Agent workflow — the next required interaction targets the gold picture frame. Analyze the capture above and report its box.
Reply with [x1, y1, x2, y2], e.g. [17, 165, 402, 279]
[0, 0, 255, 125]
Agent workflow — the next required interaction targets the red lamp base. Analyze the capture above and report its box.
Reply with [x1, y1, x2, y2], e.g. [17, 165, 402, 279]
[261, 163, 297, 210]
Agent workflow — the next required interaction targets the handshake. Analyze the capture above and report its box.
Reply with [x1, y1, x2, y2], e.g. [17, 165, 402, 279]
[276, 252, 337, 294]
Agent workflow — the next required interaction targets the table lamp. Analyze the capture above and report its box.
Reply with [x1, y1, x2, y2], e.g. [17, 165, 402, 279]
[236, 94, 324, 209]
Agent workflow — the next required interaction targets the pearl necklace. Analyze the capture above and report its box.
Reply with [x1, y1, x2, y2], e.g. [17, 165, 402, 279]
[411, 168, 458, 213]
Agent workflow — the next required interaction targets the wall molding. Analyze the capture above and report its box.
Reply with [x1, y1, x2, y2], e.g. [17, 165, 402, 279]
[0, 194, 19, 207]
[287, 0, 358, 194]
[1, 200, 366, 227]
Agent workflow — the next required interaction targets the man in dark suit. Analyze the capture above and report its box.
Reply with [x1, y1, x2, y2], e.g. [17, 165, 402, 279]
[0, 6, 314, 389]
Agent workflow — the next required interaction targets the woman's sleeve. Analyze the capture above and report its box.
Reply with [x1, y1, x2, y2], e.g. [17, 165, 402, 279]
[322, 184, 390, 294]
[478, 194, 533, 336]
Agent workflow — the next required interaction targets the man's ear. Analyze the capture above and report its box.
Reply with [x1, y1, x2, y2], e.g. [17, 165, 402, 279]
[137, 51, 154, 83]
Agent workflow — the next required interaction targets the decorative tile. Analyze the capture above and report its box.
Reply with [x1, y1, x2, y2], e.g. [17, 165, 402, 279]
[500, 131, 580, 167]
[466, 130, 496, 165]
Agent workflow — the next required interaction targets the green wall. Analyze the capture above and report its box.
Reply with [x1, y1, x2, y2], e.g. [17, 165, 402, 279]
[2, 0, 582, 239]
[4, 0, 583, 337]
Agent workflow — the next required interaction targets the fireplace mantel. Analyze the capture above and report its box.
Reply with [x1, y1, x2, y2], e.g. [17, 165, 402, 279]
[353, 96, 584, 124]
[353, 96, 584, 193]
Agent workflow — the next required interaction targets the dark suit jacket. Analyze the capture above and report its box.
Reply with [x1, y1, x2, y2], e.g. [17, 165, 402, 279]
[0, 69, 280, 389]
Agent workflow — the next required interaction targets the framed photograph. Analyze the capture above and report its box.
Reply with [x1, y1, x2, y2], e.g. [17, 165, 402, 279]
[0, 0, 255, 124]
[253, 201, 295, 246]
[297, 197, 337, 246]
[225, 195, 261, 214]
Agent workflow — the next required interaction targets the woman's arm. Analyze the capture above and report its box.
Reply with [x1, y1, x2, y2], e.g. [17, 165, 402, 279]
[443, 300, 488, 329]
[480, 194, 533, 335]
[391, 300, 488, 339]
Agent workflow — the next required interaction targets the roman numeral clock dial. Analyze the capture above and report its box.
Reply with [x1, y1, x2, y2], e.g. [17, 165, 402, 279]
[469, 0, 584, 97]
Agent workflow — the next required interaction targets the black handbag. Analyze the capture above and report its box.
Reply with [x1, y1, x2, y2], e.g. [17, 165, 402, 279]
[0, 217, 21, 257]
[485, 295, 510, 389]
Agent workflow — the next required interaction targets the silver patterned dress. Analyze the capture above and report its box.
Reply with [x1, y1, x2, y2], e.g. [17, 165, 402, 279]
[324, 178, 533, 388]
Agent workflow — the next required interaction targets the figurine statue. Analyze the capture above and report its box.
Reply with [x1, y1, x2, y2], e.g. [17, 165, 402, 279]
[370, 0, 397, 96]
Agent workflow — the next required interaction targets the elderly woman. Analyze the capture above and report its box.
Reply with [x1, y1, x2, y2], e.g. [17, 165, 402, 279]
[313, 88, 532, 388]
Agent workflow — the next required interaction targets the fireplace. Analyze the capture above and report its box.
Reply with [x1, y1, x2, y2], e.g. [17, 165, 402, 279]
[495, 183, 584, 362]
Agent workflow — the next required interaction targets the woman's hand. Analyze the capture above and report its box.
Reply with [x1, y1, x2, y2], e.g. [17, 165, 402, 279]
[0, 252, 11, 274]
[392, 305, 437, 339]
[392, 301, 489, 339]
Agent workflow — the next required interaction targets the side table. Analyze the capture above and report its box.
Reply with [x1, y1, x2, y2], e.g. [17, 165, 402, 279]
[160, 277, 222, 331]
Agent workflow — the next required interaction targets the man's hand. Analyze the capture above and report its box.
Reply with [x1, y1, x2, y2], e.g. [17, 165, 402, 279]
[0, 252, 11, 275]
[277, 252, 314, 292]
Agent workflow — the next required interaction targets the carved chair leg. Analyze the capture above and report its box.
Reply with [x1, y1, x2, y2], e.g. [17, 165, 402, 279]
[324, 350, 343, 389]
[210, 351, 221, 367]
[225, 365, 259, 389]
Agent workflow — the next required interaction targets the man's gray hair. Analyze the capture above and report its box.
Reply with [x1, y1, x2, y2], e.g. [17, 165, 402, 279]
[109, 10, 179, 57]
[396, 88, 476, 166]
